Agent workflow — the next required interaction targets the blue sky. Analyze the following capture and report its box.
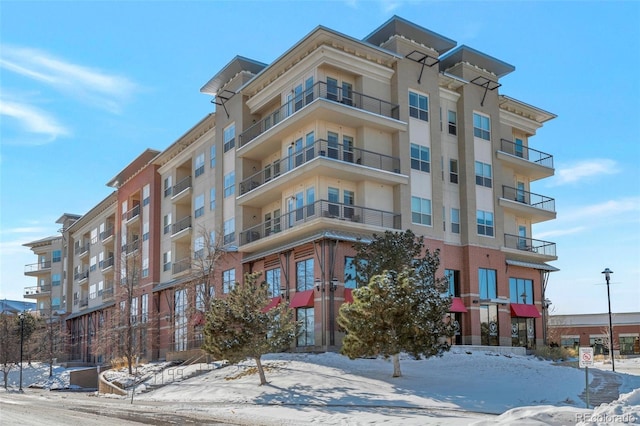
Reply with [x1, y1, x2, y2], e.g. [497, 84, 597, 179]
[1, 1, 638, 315]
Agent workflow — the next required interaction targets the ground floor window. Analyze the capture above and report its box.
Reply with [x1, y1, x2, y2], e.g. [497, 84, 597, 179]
[450, 313, 462, 345]
[590, 336, 609, 355]
[174, 289, 187, 351]
[620, 336, 640, 355]
[297, 307, 314, 347]
[511, 317, 535, 349]
[560, 336, 580, 351]
[479, 305, 499, 346]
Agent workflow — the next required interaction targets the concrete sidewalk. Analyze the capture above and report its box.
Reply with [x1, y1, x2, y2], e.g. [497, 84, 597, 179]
[579, 368, 622, 408]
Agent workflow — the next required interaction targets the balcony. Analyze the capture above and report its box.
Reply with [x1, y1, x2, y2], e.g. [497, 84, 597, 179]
[239, 199, 401, 247]
[499, 186, 556, 223]
[172, 257, 191, 276]
[101, 285, 115, 301]
[240, 139, 402, 198]
[75, 242, 90, 257]
[239, 81, 401, 150]
[171, 216, 192, 241]
[79, 297, 89, 309]
[497, 139, 554, 181]
[123, 239, 140, 255]
[100, 225, 114, 242]
[171, 176, 192, 202]
[503, 234, 557, 261]
[74, 270, 89, 282]
[99, 256, 114, 271]
[24, 261, 51, 276]
[24, 284, 51, 298]
[125, 204, 141, 223]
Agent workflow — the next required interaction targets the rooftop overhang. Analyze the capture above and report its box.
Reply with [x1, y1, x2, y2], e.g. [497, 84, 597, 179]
[106, 148, 161, 188]
[200, 55, 267, 96]
[439, 45, 515, 78]
[499, 95, 557, 124]
[363, 15, 457, 55]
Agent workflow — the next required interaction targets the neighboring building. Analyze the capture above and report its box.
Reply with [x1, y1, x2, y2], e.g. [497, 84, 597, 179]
[549, 312, 640, 356]
[0, 299, 36, 315]
[23, 16, 559, 363]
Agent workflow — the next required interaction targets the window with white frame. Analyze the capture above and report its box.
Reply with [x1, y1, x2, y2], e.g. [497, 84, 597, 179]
[224, 171, 235, 198]
[210, 145, 216, 168]
[164, 175, 172, 197]
[448, 110, 457, 135]
[174, 289, 187, 351]
[142, 257, 149, 277]
[194, 153, 205, 177]
[163, 251, 171, 272]
[131, 297, 138, 324]
[194, 194, 205, 218]
[409, 91, 428, 121]
[222, 268, 235, 293]
[410, 143, 430, 172]
[473, 113, 491, 140]
[411, 196, 432, 226]
[223, 123, 235, 152]
[141, 293, 148, 322]
[265, 268, 281, 297]
[296, 258, 314, 291]
[194, 236, 205, 259]
[475, 161, 492, 188]
[143, 184, 150, 206]
[163, 213, 172, 234]
[297, 307, 315, 347]
[223, 218, 235, 244]
[477, 210, 494, 237]
[451, 208, 460, 234]
[210, 188, 216, 210]
[143, 221, 149, 241]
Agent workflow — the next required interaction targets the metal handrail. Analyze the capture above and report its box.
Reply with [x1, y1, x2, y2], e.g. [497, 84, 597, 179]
[500, 139, 554, 169]
[24, 261, 52, 273]
[172, 176, 192, 197]
[502, 186, 555, 212]
[504, 234, 556, 257]
[172, 216, 192, 235]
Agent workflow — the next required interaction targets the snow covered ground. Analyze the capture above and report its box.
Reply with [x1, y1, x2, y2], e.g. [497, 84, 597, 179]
[3, 349, 640, 425]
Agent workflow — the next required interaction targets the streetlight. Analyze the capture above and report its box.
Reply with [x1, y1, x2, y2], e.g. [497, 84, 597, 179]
[601, 268, 615, 372]
[18, 311, 25, 392]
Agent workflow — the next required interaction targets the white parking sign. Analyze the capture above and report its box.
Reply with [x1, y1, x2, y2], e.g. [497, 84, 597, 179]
[579, 347, 594, 368]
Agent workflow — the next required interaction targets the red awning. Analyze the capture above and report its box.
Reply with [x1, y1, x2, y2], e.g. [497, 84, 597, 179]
[344, 288, 354, 304]
[510, 303, 541, 318]
[449, 297, 468, 313]
[289, 289, 315, 308]
[262, 296, 281, 313]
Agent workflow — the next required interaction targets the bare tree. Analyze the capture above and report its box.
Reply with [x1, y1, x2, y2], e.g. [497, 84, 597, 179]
[31, 300, 69, 377]
[0, 313, 19, 389]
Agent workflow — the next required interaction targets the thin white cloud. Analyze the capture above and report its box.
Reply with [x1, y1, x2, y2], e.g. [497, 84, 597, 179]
[0, 100, 70, 144]
[552, 159, 618, 186]
[0, 45, 138, 114]
[536, 226, 585, 239]
[563, 197, 640, 221]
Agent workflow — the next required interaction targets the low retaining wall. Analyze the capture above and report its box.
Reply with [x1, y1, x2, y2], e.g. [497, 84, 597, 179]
[450, 345, 526, 356]
[98, 370, 127, 396]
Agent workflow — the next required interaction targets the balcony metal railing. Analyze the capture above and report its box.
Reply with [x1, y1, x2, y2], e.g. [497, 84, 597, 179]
[172, 216, 192, 235]
[125, 204, 141, 221]
[100, 225, 114, 241]
[99, 256, 114, 270]
[24, 284, 51, 296]
[172, 258, 191, 275]
[239, 81, 400, 146]
[500, 139, 554, 169]
[504, 234, 556, 257]
[240, 139, 401, 195]
[172, 176, 192, 197]
[79, 297, 89, 308]
[122, 239, 140, 255]
[101, 286, 114, 300]
[239, 199, 401, 245]
[502, 186, 555, 212]
[74, 242, 90, 256]
[74, 270, 89, 282]
[24, 261, 52, 274]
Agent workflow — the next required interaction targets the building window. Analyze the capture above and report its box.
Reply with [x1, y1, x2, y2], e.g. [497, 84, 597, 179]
[479, 268, 497, 299]
[411, 196, 432, 226]
[194, 194, 205, 218]
[143, 222, 149, 241]
[141, 293, 149, 323]
[448, 110, 457, 135]
[449, 159, 458, 184]
[509, 278, 533, 304]
[344, 257, 357, 289]
[475, 161, 492, 188]
[210, 188, 216, 210]
[222, 268, 235, 294]
[194, 236, 205, 259]
[473, 112, 491, 140]
[174, 289, 187, 351]
[223, 218, 235, 244]
[409, 91, 428, 121]
[52, 250, 62, 263]
[223, 123, 235, 152]
[265, 268, 281, 297]
[163, 213, 172, 234]
[224, 171, 235, 198]
[210, 145, 216, 168]
[410, 143, 430, 172]
[194, 153, 205, 178]
[296, 258, 314, 291]
[511, 317, 535, 349]
[52, 273, 61, 286]
[560, 336, 580, 350]
[451, 208, 460, 234]
[163, 251, 171, 272]
[143, 184, 150, 206]
[444, 269, 460, 297]
[164, 175, 172, 197]
[477, 210, 494, 237]
[297, 307, 314, 347]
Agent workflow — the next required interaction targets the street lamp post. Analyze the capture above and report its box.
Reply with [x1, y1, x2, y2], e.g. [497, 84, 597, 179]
[19, 312, 25, 392]
[601, 268, 615, 372]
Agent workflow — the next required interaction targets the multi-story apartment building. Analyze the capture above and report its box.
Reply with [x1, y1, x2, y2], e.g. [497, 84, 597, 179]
[23, 16, 558, 363]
